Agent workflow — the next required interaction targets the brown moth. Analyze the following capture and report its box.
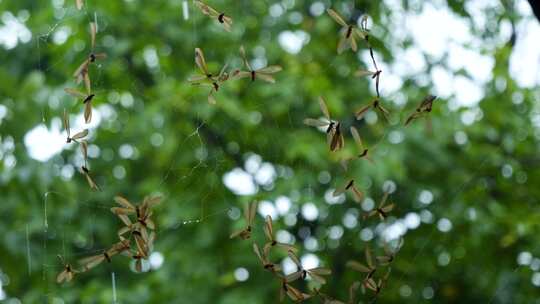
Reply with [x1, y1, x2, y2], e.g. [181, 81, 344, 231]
[355, 98, 390, 122]
[286, 250, 331, 285]
[358, 16, 384, 98]
[376, 238, 403, 266]
[78, 238, 131, 271]
[304, 96, 344, 152]
[63, 109, 88, 143]
[111, 195, 161, 233]
[278, 275, 312, 302]
[367, 192, 395, 221]
[405, 95, 437, 126]
[194, 0, 233, 32]
[73, 22, 106, 93]
[232, 46, 282, 83]
[81, 165, 99, 191]
[363, 268, 391, 297]
[355, 67, 382, 98]
[188, 48, 229, 104]
[56, 255, 80, 283]
[333, 179, 363, 203]
[262, 215, 296, 254]
[341, 126, 376, 170]
[347, 247, 377, 281]
[230, 201, 258, 240]
[64, 88, 95, 124]
[326, 8, 367, 54]
[253, 243, 282, 274]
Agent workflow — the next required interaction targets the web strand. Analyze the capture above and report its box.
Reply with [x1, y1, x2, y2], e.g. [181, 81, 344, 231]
[395, 156, 492, 286]
[26, 224, 32, 276]
[111, 271, 118, 304]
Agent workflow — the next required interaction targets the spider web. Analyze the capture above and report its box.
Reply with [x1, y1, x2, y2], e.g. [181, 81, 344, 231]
[12, 2, 221, 302]
[3, 0, 523, 303]
[19, 2, 415, 302]
[23, 6, 109, 301]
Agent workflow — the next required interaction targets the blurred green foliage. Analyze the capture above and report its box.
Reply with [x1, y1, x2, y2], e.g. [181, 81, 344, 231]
[1, 0, 540, 303]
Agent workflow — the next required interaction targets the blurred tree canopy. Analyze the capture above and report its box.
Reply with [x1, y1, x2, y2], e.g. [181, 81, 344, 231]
[1, 0, 540, 303]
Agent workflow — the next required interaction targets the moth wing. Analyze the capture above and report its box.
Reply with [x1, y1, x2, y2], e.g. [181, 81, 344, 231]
[326, 9, 347, 27]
